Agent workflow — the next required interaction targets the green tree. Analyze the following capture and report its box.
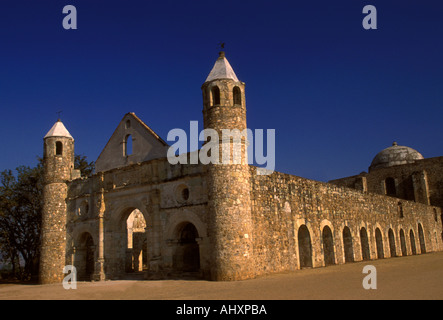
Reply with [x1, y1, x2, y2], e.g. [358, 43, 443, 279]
[0, 155, 94, 281]
[75, 154, 95, 177]
[0, 164, 43, 280]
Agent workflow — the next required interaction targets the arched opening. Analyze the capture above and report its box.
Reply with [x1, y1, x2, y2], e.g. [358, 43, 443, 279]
[410, 230, 417, 255]
[322, 226, 335, 266]
[124, 134, 133, 156]
[77, 232, 95, 281]
[233, 86, 242, 105]
[56, 141, 63, 155]
[360, 227, 370, 261]
[77, 200, 89, 217]
[126, 209, 148, 273]
[211, 86, 220, 106]
[385, 177, 396, 196]
[375, 228, 384, 259]
[298, 225, 312, 268]
[388, 228, 397, 257]
[418, 223, 426, 254]
[343, 226, 354, 263]
[112, 207, 150, 278]
[173, 223, 200, 272]
[400, 229, 407, 256]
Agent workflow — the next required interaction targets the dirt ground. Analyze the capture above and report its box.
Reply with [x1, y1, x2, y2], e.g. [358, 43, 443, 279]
[1, 251, 443, 300]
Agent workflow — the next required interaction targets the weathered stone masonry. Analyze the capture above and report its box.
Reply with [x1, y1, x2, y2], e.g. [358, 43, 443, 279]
[39, 52, 443, 284]
[250, 170, 442, 276]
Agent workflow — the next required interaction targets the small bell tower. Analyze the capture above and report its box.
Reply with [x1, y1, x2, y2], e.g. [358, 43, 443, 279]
[39, 119, 75, 284]
[202, 51, 255, 280]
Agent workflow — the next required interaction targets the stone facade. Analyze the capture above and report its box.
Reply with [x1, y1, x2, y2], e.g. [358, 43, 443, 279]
[40, 124, 76, 284]
[39, 52, 443, 284]
[330, 154, 443, 208]
[250, 171, 442, 274]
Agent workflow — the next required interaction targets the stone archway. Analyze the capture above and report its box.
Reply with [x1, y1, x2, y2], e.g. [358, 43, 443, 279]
[410, 229, 417, 255]
[400, 229, 407, 256]
[360, 227, 370, 261]
[418, 223, 426, 254]
[375, 228, 384, 259]
[322, 226, 335, 266]
[111, 206, 150, 278]
[76, 232, 95, 281]
[126, 209, 147, 273]
[298, 225, 313, 268]
[343, 226, 354, 263]
[173, 222, 200, 273]
[388, 228, 397, 257]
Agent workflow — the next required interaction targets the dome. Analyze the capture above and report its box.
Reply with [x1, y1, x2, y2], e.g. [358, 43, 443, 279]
[369, 142, 424, 172]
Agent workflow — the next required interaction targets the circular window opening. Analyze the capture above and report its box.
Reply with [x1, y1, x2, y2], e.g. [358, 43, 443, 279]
[176, 184, 190, 203]
[182, 188, 189, 201]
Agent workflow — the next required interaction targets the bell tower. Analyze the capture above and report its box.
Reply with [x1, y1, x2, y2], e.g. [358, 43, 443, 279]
[39, 119, 75, 284]
[202, 51, 255, 280]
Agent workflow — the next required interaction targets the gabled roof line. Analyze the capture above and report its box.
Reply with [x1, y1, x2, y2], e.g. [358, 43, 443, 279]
[95, 112, 169, 163]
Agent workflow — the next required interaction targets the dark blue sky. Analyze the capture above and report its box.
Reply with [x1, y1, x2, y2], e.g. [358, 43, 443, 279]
[1, 0, 442, 182]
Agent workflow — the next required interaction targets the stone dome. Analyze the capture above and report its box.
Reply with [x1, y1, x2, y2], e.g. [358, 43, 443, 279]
[369, 142, 424, 172]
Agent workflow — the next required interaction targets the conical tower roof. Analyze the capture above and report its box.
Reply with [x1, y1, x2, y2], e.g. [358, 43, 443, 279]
[205, 51, 239, 83]
[44, 119, 73, 139]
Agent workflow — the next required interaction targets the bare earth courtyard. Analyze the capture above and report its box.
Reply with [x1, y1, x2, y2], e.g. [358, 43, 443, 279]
[1, 251, 443, 300]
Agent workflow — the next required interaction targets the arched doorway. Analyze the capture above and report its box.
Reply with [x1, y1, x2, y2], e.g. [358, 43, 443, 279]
[298, 225, 313, 268]
[388, 229, 396, 257]
[375, 228, 384, 259]
[360, 227, 370, 261]
[418, 223, 426, 254]
[400, 229, 407, 256]
[322, 226, 335, 266]
[410, 230, 417, 255]
[343, 227, 354, 263]
[112, 207, 149, 278]
[173, 222, 200, 272]
[126, 209, 148, 273]
[77, 232, 95, 281]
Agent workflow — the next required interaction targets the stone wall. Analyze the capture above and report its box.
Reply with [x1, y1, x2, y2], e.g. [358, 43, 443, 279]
[39, 135, 74, 284]
[40, 183, 69, 284]
[66, 157, 210, 280]
[330, 156, 443, 208]
[249, 167, 443, 277]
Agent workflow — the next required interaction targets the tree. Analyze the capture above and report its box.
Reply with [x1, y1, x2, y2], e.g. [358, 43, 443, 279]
[0, 164, 43, 280]
[75, 154, 95, 177]
[0, 155, 94, 281]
